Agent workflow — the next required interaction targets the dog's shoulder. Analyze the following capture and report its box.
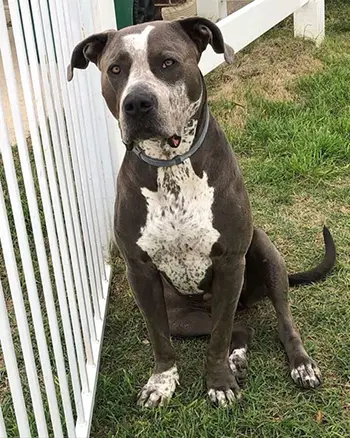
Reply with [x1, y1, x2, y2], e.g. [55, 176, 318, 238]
[114, 154, 157, 243]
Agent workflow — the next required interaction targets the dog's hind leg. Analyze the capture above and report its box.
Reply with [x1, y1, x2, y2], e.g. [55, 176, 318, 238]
[163, 279, 212, 337]
[247, 228, 322, 389]
[168, 307, 212, 337]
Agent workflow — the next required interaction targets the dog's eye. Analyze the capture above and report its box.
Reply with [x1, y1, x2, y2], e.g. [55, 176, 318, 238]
[110, 65, 121, 74]
[162, 59, 175, 69]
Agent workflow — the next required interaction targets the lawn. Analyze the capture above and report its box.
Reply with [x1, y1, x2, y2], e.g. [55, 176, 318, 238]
[91, 1, 350, 437]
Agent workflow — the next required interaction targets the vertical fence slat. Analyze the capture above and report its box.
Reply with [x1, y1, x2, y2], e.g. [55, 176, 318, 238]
[294, 0, 325, 46]
[0, 280, 31, 438]
[197, 0, 228, 21]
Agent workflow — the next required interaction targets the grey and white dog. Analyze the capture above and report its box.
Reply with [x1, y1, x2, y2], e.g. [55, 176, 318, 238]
[68, 18, 336, 407]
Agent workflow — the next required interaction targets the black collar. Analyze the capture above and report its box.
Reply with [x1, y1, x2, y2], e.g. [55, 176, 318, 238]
[131, 105, 210, 167]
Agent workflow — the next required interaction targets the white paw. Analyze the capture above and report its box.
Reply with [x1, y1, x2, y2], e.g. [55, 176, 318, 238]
[229, 347, 248, 383]
[229, 347, 247, 372]
[137, 365, 179, 407]
[291, 362, 322, 389]
[208, 388, 241, 407]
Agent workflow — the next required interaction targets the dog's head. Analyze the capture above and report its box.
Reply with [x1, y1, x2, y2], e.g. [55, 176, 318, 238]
[68, 18, 234, 150]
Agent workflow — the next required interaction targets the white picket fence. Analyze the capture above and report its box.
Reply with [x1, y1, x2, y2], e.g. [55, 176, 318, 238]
[0, 0, 324, 437]
[0, 0, 119, 436]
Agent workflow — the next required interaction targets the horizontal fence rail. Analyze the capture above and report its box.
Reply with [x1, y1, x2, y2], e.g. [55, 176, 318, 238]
[199, 0, 324, 74]
[0, 0, 120, 436]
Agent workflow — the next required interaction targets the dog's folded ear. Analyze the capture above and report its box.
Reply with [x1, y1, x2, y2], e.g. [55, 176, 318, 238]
[177, 17, 235, 64]
[67, 30, 116, 81]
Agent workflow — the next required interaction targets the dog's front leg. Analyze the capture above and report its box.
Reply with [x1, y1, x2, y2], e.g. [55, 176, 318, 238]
[126, 258, 178, 407]
[206, 255, 246, 406]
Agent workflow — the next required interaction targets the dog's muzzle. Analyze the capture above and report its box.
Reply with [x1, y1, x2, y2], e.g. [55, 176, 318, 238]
[121, 88, 166, 150]
[123, 89, 157, 118]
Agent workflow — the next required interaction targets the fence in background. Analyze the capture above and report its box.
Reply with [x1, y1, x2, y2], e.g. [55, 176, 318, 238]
[0, 0, 120, 436]
[198, 0, 325, 74]
[0, 0, 324, 436]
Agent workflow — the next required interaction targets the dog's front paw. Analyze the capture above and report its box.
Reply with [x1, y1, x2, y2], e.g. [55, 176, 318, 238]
[137, 365, 179, 408]
[291, 358, 322, 389]
[207, 365, 241, 407]
[208, 387, 241, 407]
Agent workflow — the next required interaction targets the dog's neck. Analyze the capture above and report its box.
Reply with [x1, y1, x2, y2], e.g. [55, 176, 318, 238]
[139, 118, 199, 160]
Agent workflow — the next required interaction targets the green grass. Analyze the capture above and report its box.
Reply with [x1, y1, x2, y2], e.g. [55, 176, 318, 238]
[91, 1, 350, 437]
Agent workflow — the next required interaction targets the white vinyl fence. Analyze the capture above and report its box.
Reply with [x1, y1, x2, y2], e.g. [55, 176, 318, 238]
[198, 0, 324, 73]
[0, 0, 324, 436]
[0, 0, 119, 436]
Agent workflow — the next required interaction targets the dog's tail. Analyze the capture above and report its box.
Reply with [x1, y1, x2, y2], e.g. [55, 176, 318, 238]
[288, 226, 336, 286]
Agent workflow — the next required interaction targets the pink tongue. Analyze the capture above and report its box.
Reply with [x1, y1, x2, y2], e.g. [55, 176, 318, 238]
[167, 135, 181, 148]
[172, 137, 180, 147]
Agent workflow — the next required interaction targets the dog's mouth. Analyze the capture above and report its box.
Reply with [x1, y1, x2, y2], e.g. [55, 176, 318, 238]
[122, 123, 179, 151]
[167, 135, 182, 148]
[123, 134, 182, 151]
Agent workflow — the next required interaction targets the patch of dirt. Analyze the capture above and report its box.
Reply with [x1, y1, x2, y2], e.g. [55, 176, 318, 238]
[0, 26, 29, 145]
[284, 195, 329, 229]
[287, 191, 350, 228]
[207, 36, 324, 130]
[275, 185, 350, 273]
[227, 0, 253, 14]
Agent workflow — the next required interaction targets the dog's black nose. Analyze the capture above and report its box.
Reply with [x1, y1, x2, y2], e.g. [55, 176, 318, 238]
[123, 92, 156, 117]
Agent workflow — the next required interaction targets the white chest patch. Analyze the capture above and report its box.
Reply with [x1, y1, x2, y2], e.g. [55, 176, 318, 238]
[137, 158, 220, 294]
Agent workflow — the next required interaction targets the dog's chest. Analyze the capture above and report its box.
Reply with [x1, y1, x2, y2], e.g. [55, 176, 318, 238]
[137, 162, 220, 294]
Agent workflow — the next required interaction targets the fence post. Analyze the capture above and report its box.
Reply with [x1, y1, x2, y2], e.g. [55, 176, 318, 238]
[294, 0, 325, 46]
[197, 0, 227, 21]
